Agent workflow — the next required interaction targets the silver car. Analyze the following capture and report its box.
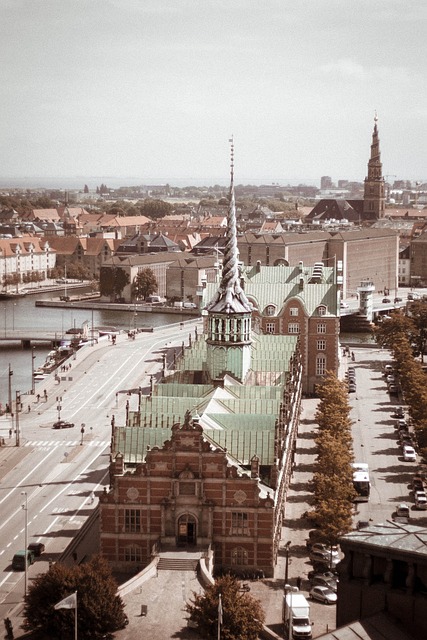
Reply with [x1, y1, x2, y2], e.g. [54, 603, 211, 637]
[309, 585, 337, 605]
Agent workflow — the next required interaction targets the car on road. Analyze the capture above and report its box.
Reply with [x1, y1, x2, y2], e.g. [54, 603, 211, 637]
[407, 292, 420, 301]
[386, 375, 396, 384]
[310, 574, 338, 592]
[403, 445, 416, 462]
[27, 542, 45, 557]
[393, 406, 405, 418]
[394, 297, 403, 303]
[388, 384, 399, 395]
[414, 491, 427, 510]
[348, 382, 357, 393]
[53, 420, 75, 429]
[340, 301, 349, 309]
[309, 585, 337, 605]
[382, 297, 391, 303]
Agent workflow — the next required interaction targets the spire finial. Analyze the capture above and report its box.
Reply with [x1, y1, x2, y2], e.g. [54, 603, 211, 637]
[229, 135, 234, 186]
[374, 110, 378, 123]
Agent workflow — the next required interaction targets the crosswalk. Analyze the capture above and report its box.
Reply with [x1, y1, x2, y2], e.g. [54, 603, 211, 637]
[23, 439, 110, 449]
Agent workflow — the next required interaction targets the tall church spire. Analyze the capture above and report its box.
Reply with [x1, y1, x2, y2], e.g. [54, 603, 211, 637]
[363, 113, 385, 219]
[206, 138, 252, 314]
[205, 139, 252, 382]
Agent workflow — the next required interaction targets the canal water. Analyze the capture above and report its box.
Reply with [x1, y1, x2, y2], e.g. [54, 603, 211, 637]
[0, 291, 183, 406]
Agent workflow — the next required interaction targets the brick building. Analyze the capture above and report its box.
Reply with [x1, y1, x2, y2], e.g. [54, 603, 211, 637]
[99, 150, 305, 577]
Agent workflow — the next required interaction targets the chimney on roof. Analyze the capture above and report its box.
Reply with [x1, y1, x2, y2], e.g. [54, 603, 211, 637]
[299, 277, 304, 290]
[299, 261, 304, 272]
[250, 454, 260, 479]
[256, 260, 261, 273]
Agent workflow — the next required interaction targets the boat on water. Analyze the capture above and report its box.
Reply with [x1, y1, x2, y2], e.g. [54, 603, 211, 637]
[0, 289, 27, 299]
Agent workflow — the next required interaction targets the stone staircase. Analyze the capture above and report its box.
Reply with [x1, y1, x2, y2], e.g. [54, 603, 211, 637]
[157, 556, 199, 572]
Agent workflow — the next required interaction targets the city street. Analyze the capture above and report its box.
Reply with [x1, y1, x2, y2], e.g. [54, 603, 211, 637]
[0, 319, 202, 624]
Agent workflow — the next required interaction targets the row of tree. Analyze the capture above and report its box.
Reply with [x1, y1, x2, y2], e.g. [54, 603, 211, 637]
[374, 304, 427, 456]
[310, 372, 355, 545]
[99, 266, 158, 302]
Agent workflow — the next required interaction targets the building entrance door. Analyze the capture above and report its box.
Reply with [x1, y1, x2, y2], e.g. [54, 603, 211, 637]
[177, 514, 197, 546]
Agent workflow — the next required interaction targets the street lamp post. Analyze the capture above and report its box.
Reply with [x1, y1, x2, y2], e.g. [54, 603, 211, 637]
[80, 423, 85, 445]
[56, 397, 62, 422]
[284, 540, 291, 585]
[31, 346, 36, 395]
[21, 492, 28, 598]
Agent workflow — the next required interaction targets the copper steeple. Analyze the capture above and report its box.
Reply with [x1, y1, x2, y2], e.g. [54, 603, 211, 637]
[205, 139, 252, 314]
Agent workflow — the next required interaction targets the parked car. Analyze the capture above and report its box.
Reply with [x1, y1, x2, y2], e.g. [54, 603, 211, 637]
[310, 574, 338, 592]
[308, 568, 338, 581]
[382, 297, 391, 303]
[53, 420, 75, 429]
[393, 406, 405, 418]
[395, 419, 407, 429]
[348, 383, 357, 393]
[388, 384, 398, 395]
[310, 543, 339, 558]
[414, 491, 427, 510]
[356, 520, 370, 530]
[309, 550, 339, 568]
[340, 301, 349, 309]
[394, 503, 410, 523]
[394, 297, 403, 303]
[403, 445, 417, 462]
[309, 585, 337, 605]
[386, 375, 396, 384]
[384, 364, 394, 374]
[412, 475, 424, 492]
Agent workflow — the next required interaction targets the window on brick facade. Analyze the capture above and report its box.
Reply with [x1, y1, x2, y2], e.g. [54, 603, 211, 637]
[317, 340, 326, 351]
[266, 305, 275, 316]
[317, 306, 326, 316]
[125, 509, 141, 533]
[317, 323, 326, 334]
[231, 547, 248, 565]
[288, 323, 299, 334]
[124, 545, 142, 563]
[290, 307, 298, 316]
[316, 355, 326, 376]
[266, 322, 275, 334]
[231, 512, 249, 535]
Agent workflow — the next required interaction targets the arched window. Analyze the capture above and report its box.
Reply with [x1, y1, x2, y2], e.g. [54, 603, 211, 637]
[317, 305, 327, 316]
[265, 305, 275, 316]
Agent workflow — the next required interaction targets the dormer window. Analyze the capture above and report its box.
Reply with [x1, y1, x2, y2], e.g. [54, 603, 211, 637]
[265, 305, 275, 317]
[317, 305, 327, 316]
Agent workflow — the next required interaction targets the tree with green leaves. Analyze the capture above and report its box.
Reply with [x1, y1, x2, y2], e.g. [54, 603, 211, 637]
[23, 556, 127, 639]
[186, 574, 265, 640]
[311, 371, 355, 544]
[132, 267, 158, 301]
[99, 266, 130, 301]
[139, 198, 173, 219]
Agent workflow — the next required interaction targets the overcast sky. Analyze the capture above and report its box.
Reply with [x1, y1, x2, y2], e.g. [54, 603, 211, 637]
[1, 0, 426, 187]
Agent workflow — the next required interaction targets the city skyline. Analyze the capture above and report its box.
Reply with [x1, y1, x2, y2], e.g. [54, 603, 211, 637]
[1, 0, 426, 185]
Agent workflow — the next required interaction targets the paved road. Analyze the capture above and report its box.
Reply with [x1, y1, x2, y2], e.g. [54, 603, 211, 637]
[6, 342, 423, 639]
[0, 319, 202, 627]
